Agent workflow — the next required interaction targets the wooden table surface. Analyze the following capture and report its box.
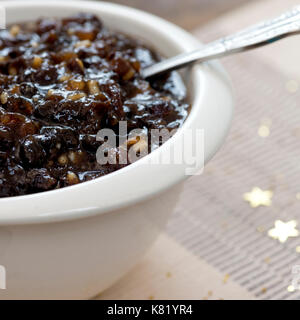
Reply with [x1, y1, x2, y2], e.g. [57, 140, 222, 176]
[106, 0, 258, 31]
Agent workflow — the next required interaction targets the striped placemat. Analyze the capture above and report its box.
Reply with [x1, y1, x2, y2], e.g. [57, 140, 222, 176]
[99, 0, 300, 300]
[168, 0, 300, 300]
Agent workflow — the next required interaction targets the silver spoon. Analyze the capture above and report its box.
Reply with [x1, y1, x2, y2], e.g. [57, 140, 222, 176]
[142, 6, 300, 79]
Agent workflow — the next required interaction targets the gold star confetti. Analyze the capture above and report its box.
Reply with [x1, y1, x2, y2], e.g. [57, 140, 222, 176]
[148, 295, 155, 300]
[243, 187, 273, 208]
[258, 125, 270, 138]
[287, 285, 295, 292]
[258, 118, 272, 138]
[166, 272, 172, 278]
[261, 287, 267, 294]
[223, 274, 230, 284]
[268, 220, 299, 243]
[286, 79, 299, 93]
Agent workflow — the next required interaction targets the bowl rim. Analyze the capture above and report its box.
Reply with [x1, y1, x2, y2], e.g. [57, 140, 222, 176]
[0, 0, 234, 225]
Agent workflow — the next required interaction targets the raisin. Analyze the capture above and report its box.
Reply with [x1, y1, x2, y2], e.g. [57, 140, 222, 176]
[26, 168, 57, 191]
[20, 135, 46, 166]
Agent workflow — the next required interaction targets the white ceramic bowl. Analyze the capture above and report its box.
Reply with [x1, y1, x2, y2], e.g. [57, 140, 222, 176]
[0, 0, 234, 299]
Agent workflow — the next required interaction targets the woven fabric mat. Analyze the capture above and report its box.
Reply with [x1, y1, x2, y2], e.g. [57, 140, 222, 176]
[100, 0, 300, 300]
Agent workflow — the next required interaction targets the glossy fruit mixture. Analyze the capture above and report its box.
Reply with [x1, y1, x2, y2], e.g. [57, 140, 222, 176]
[0, 13, 189, 197]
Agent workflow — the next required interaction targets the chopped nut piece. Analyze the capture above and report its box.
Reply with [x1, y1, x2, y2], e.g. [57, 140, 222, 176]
[87, 80, 100, 95]
[0, 56, 7, 63]
[67, 28, 75, 36]
[68, 92, 86, 100]
[0, 91, 8, 104]
[74, 40, 92, 48]
[76, 31, 95, 41]
[126, 136, 139, 147]
[58, 154, 68, 165]
[31, 41, 39, 48]
[59, 74, 71, 82]
[68, 151, 76, 163]
[32, 56, 43, 69]
[10, 25, 20, 37]
[75, 58, 84, 71]
[66, 171, 79, 185]
[67, 79, 85, 91]
[132, 137, 148, 153]
[47, 89, 54, 97]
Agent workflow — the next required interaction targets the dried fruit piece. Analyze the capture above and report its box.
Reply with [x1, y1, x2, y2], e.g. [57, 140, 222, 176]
[123, 68, 135, 81]
[27, 169, 57, 190]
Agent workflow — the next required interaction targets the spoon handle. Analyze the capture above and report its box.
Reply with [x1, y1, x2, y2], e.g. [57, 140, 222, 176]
[142, 6, 300, 78]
